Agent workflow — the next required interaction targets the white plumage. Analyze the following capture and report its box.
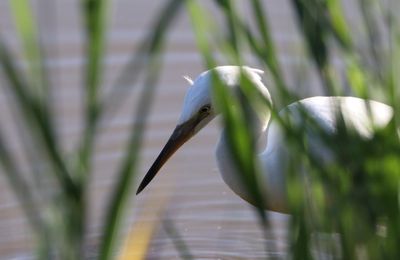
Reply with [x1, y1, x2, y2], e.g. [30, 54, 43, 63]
[136, 66, 393, 213]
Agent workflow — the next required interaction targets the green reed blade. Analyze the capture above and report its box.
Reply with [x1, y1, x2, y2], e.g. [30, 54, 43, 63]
[9, 0, 49, 100]
[78, 0, 110, 183]
[99, 1, 184, 259]
[0, 40, 76, 198]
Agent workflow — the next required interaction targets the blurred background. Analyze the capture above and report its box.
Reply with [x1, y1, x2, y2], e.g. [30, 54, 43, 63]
[0, 0, 398, 259]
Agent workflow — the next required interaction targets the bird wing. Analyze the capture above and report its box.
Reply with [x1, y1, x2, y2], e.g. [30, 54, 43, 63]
[259, 96, 393, 211]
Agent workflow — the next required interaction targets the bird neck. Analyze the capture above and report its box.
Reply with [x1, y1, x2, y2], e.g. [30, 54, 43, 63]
[242, 100, 272, 140]
[215, 109, 271, 207]
[215, 83, 273, 207]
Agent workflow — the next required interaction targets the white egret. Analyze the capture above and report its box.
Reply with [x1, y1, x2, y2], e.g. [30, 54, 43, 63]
[136, 66, 393, 213]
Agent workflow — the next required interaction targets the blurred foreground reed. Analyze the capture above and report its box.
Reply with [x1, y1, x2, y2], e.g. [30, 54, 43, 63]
[0, 0, 399, 259]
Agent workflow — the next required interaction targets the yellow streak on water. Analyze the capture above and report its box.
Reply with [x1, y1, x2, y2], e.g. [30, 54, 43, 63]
[119, 189, 172, 260]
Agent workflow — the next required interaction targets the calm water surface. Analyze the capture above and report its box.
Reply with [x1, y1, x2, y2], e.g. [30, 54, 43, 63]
[0, 0, 317, 259]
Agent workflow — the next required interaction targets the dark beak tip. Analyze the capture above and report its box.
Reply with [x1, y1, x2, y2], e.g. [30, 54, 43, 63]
[135, 122, 194, 197]
[136, 182, 146, 195]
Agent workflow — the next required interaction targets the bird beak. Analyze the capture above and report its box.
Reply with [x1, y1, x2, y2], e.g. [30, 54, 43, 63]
[136, 117, 199, 195]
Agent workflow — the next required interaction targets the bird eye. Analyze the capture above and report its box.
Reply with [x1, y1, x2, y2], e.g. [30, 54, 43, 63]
[199, 105, 211, 114]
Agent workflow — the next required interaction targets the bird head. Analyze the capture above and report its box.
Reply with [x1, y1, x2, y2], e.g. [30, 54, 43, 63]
[136, 66, 268, 194]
